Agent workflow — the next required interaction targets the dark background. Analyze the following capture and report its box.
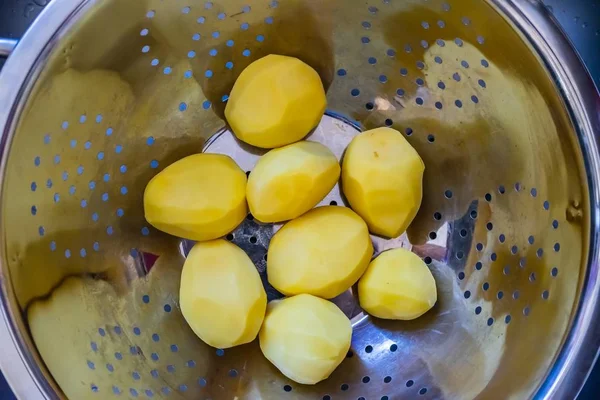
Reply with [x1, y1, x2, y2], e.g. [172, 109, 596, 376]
[0, 0, 599, 399]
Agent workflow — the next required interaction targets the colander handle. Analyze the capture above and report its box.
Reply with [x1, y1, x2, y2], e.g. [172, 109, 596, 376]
[0, 38, 17, 57]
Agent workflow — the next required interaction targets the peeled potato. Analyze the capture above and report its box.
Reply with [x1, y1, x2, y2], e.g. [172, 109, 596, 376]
[225, 54, 327, 148]
[358, 248, 437, 320]
[247, 141, 340, 223]
[180, 240, 267, 348]
[342, 127, 425, 238]
[268, 206, 373, 299]
[259, 294, 351, 384]
[144, 154, 247, 241]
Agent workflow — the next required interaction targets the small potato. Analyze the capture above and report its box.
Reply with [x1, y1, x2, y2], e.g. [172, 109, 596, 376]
[225, 54, 327, 148]
[342, 127, 425, 238]
[358, 248, 437, 320]
[144, 154, 247, 241]
[268, 206, 373, 299]
[247, 141, 340, 223]
[180, 240, 267, 349]
[259, 294, 351, 385]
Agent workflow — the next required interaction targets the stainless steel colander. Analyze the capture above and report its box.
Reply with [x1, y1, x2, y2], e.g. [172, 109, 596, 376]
[1, 0, 600, 399]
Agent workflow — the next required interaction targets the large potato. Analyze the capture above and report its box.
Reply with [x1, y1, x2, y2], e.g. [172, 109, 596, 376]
[358, 248, 437, 320]
[342, 127, 425, 238]
[247, 141, 340, 223]
[268, 206, 373, 299]
[259, 294, 352, 384]
[180, 240, 267, 348]
[225, 54, 327, 148]
[144, 154, 247, 241]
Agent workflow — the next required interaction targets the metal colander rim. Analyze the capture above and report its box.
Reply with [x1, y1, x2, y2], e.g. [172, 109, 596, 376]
[0, 0, 599, 399]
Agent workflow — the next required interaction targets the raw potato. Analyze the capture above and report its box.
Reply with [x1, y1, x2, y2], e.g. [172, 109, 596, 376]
[180, 240, 267, 348]
[268, 206, 373, 299]
[259, 294, 352, 385]
[225, 54, 327, 148]
[358, 248, 437, 320]
[342, 127, 425, 238]
[247, 141, 340, 223]
[144, 154, 247, 241]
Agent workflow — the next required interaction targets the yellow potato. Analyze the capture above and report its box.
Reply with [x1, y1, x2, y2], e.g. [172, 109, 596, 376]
[259, 294, 352, 384]
[342, 127, 425, 238]
[268, 206, 373, 299]
[144, 154, 247, 241]
[225, 54, 327, 148]
[358, 248, 437, 320]
[247, 141, 340, 223]
[180, 240, 267, 348]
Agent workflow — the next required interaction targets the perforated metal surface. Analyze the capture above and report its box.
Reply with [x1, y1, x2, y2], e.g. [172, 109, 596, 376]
[0, 0, 597, 399]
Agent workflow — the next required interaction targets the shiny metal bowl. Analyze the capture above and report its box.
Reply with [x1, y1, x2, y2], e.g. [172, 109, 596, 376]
[0, 0, 599, 399]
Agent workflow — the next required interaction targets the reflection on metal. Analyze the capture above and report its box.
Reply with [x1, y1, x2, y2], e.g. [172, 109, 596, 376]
[0, 0, 598, 399]
[0, 38, 17, 57]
